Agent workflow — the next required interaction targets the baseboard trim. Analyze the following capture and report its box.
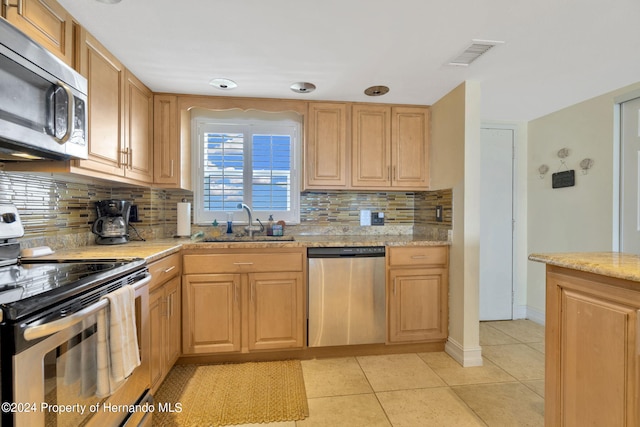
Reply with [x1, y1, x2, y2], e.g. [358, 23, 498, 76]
[445, 337, 483, 367]
[526, 306, 545, 325]
[513, 304, 528, 320]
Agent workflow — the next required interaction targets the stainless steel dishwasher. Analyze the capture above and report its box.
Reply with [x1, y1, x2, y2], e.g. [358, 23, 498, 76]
[307, 246, 386, 347]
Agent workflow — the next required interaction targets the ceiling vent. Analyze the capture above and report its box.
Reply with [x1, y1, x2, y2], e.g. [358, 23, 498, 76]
[448, 39, 504, 66]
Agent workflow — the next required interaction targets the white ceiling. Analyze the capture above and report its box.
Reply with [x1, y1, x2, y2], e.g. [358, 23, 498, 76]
[58, 0, 640, 122]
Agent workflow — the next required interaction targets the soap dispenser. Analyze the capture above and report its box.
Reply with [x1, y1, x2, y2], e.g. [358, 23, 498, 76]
[266, 214, 274, 236]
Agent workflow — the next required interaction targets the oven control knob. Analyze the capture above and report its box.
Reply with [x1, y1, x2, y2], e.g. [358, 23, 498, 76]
[1, 213, 16, 223]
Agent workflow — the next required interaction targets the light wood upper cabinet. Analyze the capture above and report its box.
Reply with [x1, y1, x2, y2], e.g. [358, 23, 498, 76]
[73, 29, 153, 183]
[75, 29, 125, 177]
[392, 106, 429, 188]
[351, 104, 429, 190]
[352, 105, 391, 188]
[3, 0, 74, 66]
[153, 95, 191, 190]
[124, 70, 153, 182]
[304, 102, 349, 189]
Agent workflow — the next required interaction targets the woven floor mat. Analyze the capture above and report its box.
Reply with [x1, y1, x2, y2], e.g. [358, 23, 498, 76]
[153, 360, 309, 426]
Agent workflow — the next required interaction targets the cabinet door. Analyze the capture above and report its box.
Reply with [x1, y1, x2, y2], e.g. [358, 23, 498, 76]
[165, 276, 181, 367]
[182, 274, 241, 354]
[123, 71, 153, 182]
[247, 272, 304, 351]
[351, 105, 391, 188]
[388, 267, 448, 343]
[149, 286, 165, 392]
[76, 29, 125, 176]
[4, 0, 73, 65]
[392, 107, 429, 188]
[305, 102, 349, 189]
[546, 271, 640, 426]
[153, 95, 179, 186]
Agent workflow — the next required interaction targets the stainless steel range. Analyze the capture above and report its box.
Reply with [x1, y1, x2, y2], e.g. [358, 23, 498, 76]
[0, 203, 152, 426]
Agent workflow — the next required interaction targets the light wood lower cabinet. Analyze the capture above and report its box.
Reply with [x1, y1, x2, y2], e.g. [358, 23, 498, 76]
[182, 273, 241, 354]
[248, 272, 303, 351]
[182, 249, 305, 355]
[387, 246, 448, 343]
[546, 266, 640, 426]
[148, 253, 182, 393]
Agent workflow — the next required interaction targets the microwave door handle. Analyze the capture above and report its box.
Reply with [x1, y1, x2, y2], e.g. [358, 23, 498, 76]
[52, 81, 75, 144]
[23, 275, 151, 341]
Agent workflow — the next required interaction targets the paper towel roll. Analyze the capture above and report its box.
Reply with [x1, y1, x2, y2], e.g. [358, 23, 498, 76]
[177, 202, 191, 236]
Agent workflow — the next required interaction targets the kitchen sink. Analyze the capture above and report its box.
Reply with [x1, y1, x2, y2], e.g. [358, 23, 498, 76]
[201, 235, 295, 242]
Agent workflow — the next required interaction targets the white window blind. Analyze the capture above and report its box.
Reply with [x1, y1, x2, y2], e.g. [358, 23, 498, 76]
[193, 111, 300, 225]
[203, 131, 245, 211]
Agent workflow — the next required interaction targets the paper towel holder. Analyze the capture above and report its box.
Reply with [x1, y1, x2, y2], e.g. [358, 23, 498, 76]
[177, 199, 192, 237]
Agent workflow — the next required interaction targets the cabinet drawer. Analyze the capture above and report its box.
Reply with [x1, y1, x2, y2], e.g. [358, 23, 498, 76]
[184, 251, 304, 274]
[388, 246, 448, 267]
[148, 253, 181, 290]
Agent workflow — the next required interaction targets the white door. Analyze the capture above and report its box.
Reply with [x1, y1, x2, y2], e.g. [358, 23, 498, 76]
[479, 127, 514, 321]
[621, 97, 640, 254]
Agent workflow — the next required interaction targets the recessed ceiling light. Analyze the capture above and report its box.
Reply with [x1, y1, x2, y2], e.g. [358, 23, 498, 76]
[290, 82, 316, 94]
[96, 0, 122, 4]
[448, 39, 504, 66]
[364, 85, 389, 96]
[209, 78, 237, 90]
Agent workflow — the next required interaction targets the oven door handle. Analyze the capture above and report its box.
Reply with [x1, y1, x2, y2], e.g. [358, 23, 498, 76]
[23, 275, 151, 342]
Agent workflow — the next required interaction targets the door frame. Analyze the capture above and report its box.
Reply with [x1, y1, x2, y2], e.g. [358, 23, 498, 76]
[614, 89, 640, 252]
[480, 122, 525, 320]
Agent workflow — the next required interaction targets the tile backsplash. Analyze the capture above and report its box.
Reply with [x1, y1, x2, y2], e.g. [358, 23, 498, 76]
[0, 171, 452, 249]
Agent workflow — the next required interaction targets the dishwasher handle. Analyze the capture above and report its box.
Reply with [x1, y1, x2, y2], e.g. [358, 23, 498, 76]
[307, 246, 385, 258]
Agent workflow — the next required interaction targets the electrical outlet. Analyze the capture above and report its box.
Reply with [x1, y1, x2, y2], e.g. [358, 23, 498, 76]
[360, 210, 371, 226]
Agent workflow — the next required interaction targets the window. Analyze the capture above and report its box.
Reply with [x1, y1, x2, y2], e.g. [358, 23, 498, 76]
[192, 110, 301, 225]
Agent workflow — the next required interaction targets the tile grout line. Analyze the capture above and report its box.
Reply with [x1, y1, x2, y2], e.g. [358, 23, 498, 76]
[354, 355, 395, 427]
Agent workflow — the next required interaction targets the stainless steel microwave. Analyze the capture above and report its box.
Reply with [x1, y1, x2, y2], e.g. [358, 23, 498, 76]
[0, 18, 88, 161]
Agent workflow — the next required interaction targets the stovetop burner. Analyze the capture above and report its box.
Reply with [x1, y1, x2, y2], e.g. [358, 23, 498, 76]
[0, 260, 125, 302]
[0, 258, 147, 321]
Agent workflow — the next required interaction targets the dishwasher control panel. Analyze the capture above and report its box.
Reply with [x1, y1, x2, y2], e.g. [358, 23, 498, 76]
[307, 246, 385, 258]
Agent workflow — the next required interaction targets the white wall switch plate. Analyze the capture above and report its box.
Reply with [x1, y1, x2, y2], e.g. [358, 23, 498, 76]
[360, 210, 371, 226]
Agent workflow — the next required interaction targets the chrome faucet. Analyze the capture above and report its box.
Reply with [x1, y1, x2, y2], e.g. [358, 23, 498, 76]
[237, 203, 263, 237]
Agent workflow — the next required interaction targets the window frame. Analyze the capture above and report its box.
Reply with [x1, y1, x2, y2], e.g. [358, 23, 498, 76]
[192, 110, 301, 226]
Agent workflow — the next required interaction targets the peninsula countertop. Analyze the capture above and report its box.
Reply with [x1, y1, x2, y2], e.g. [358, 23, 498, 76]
[529, 251, 640, 282]
[25, 235, 450, 263]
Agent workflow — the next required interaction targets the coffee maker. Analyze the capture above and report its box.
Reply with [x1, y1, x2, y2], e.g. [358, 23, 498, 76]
[92, 200, 131, 245]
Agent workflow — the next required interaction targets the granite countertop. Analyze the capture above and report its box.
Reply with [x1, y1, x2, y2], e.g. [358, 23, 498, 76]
[529, 252, 640, 282]
[24, 238, 188, 263]
[182, 234, 450, 250]
[24, 235, 449, 263]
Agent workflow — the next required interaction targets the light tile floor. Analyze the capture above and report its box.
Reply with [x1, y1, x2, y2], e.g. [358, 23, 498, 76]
[250, 319, 545, 427]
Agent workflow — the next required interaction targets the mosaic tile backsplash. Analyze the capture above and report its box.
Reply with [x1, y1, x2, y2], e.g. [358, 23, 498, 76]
[0, 171, 452, 249]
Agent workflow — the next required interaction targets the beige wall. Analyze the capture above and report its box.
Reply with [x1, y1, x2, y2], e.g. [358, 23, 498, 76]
[527, 81, 640, 316]
[431, 81, 482, 366]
